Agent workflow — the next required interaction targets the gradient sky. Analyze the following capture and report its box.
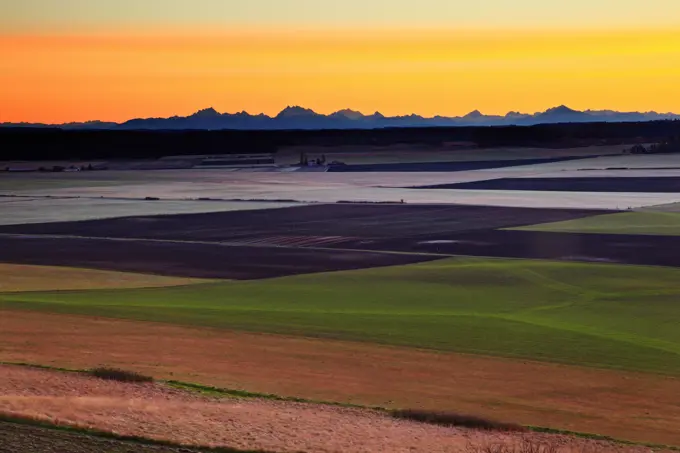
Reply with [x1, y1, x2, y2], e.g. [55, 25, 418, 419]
[2, 1, 680, 123]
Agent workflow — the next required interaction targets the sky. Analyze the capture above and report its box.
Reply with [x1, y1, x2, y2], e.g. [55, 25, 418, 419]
[2, 1, 680, 123]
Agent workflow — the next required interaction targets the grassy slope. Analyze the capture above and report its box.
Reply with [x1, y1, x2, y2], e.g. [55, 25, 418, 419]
[1, 258, 679, 375]
[511, 211, 680, 236]
[0, 263, 211, 292]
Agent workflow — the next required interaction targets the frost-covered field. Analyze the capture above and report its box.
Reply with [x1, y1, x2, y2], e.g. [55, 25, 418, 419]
[3, 180, 679, 211]
[509, 153, 680, 174]
[3, 148, 680, 219]
[0, 197, 304, 225]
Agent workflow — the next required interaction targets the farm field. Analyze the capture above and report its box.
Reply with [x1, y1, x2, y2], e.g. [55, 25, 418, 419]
[326, 156, 587, 173]
[276, 144, 630, 166]
[369, 229, 680, 267]
[2, 314, 680, 447]
[6, 185, 678, 209]
[418, 177, 680, 192]
[513, 211, 680, 236]
[4, 204, 680, 272]
[646, 201, 680, 212]
[2, 364, 667, 452]
[0, 235, 437, 279]
[0, 197, 306, 226]
[0, 421, 207, 453]
[502, 152, 680, 173]
[5, 153, 680, 210]
[0, 204, 605, 240]
[511, 169, 680, 179]
[0, 176, 128, 192]
[3, 152, 680, 451]
[0, 263, 209, 292]
[2, 258, 679, 376]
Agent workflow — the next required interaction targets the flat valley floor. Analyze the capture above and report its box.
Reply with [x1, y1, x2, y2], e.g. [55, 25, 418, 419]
[2, 147, 680, 451]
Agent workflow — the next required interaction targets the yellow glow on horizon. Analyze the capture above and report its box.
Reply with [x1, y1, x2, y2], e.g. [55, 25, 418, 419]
[2, 28, 680, 123]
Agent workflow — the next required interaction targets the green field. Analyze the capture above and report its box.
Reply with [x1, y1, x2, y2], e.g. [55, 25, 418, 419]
[2, 258, 679, 375]
[511, 211, 680, 236]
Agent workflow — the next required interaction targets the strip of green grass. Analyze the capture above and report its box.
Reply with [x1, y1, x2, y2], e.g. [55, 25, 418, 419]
[2, 257, 680, 375]
[511, 211, 680, 236]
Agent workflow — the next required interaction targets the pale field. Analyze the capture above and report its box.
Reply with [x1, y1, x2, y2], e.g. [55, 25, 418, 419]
[0, 364, 653, 453]
[0, 264, 210, 292]
[1, 311, 679, 446]
[0, 161, 107, 171]
[514, 169, 680, 179]
[0, 168, 533, 194]
[3, 148, 680, 216]
[643, 201, 680, 212]
[0, 197, 305, 225]
[510, 153, 680, 174]
[4, 170, 680, 210]
[12, 183, 677, 210]
[0, 145, 630, 193]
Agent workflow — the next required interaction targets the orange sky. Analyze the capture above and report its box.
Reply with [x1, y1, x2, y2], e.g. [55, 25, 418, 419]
[3, 28, 680, 123]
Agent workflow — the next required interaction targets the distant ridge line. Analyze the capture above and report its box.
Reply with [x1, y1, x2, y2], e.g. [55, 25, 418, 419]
[3, 104, 679, 131]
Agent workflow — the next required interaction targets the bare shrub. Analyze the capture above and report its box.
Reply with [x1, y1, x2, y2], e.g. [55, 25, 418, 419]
[391, 409, 525, 432]
[88, 367, 153, 383]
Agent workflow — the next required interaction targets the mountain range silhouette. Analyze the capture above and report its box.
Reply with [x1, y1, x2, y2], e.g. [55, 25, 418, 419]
[4, 105, 679, 130]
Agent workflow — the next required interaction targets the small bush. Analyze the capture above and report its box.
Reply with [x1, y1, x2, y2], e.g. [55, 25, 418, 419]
[88, 367, 154, 383]
[391, 409, 525, 432]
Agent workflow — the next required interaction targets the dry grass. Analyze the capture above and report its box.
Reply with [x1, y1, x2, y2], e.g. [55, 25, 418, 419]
[1, 310, 679, 446]
[0, 365, 658, 453]
[0, 264, 210, 292]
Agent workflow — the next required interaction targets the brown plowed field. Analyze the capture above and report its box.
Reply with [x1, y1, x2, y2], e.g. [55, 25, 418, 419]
[347, 229, 680, 267]
[0, 365, 661, 453]
[0, 203, 633, 278]
[417, 176, 680, 192]
[0, 235, 437, 279]
[2, 311, 679, 446]
[3, 202, 680, 274]
[0, 204, 608, 241]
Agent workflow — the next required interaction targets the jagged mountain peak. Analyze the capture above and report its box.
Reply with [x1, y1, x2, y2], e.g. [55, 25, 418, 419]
[191, 107, 221, 118]
[277, 106, 319, 118]
[9, 104, 680, 131]
[543, 105, 581, 115]
[331, 109, 365, 120]
[464, 110, 484, 118]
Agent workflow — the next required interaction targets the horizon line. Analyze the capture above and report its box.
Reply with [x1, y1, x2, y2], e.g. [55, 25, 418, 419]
[5, 104, 680, 126]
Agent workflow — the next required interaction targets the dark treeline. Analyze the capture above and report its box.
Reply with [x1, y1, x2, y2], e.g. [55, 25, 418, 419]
[2, 120, 680, 161]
